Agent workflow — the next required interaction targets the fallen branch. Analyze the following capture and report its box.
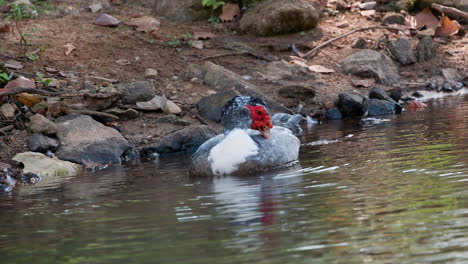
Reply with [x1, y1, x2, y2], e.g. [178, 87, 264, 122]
[0, 125, 14, 135]
[431, 3, 468, 20]
[199, 52, 247, 61]
[67, 109, 119, 120]
[0, 88, 86, 98]
[301, 26, 410, 59]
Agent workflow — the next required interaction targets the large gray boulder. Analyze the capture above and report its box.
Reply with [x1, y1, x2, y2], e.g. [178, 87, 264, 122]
[197, 89, 240, 122]
[362, 99, 396, 117]
[142, 125, 217, 155]
[340, 49, 400, 85]
[198, 62, 292, 114]
[240, 0, 321, 36]
[55, 115, 131, 164]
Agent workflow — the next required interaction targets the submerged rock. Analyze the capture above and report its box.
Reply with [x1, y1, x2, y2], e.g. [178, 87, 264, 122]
[12, 152, 82, 177]
[143, 125, 217, 155]
[363, 99, 396, 117]
[240, 0, 321, 36]
[337, 92, 365, 117]
[340, 49, 399, 84]
[55, 115, 131, 164]
[326, 107, 343, 120]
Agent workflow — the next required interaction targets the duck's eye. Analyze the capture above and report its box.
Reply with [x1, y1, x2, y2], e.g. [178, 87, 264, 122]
[257, 110, 263, 115]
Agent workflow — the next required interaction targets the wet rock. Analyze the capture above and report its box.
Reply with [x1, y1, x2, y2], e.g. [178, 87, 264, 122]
[240, 0, 320, 36]
[164, 100, 182, 115]
[339, 49, 399, 84]
[417, 36, 436, 62]
[363, 99, 396, 117]
[121, 81, 156, 104]
[0, 103, 16, 120]
[442, 81, 464, 92]
[145, 125, 217, 154]
[155, 114, 192, 126]
[136, 94, 167, 111]
[27, 133, 59, 153]
[198, 62, 292, 114]
[27, 114, 57, 135]
[197, 89, 240, 122]
[389, 89, 402, 102]
[104, 107, 139, 120]
[55, 115, 131, 164]
[351, 38, 368, 49]
[12, 152, 82, 177]
[382, 13, 405, 25]
[337, 92, 365, 117]
[261, 60, 316, 81]
[145, 68, 158, 78]
[278, 85, 316, 101]
[388, 38, 416, 65]
[326, 107, 343, 120]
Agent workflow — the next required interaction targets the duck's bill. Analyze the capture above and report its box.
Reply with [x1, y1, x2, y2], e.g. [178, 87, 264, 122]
[259, 127, 272, 139]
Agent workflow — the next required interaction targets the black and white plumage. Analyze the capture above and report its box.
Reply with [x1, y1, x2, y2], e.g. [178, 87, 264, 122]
[189, 96, 300, 177]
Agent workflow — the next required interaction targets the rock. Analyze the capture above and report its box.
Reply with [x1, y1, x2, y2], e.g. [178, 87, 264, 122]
[164, 100, 182, 115]
[0, 142, 11, 161]
[363, 99, 396, 117]
[48, 102, 69, 118]
[339, 49, 399, 85]
[278, 85, 316, 101]
[197, 89, 240, 122]
[136, 94, 167, 111]
[13, 0, 31, 5]
[412, 91, 424, 98]
[351, 38, 368, 49]
[388, 38, 416, 65]
[27, 114, 57, 135]
[336, 0, 351, 11]
[417, 36, 436, 62]
[261, 60, 316, 81]
[88, 3, 103, 13]
[144, 125, 217, 154]
[442, 80, 463, 92]
[369, 86, 398, 104]
[82, 86, 121, 111]
[121, 81, 156, 104]
[145, 68, 158, 78]
[4, 76, 35, 89]
[198, 62, 292, 114]
[389, 89, 402, 102]
[337, 21, 349, 28]
[12, 152, 82, 177]
[337, 92, 365, 117]
[0, 103, 16, 119]
[94, 13, 120, 27]
[240, 0, 321, 36]
[27, 133, 59, 153]
[55, 115, 131, 164]
[326, 107, 343, 120]
[104, 107, 139, 120]
[382, 13, 405, 25]
[155, 114, 192, 126]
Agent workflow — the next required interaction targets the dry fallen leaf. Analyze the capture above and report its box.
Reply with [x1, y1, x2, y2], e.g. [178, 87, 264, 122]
[220, 3, 240, 22]
[414, 7, 439, 30]
[289, 56, 307, 63]
[5, 60, 24, 70]
[290, 60, 309, 68]
[0, 22, 12, 33]
[308, 65, 335, 74]
[64, 43, 76, 56]
[15, 93, 42, 108]
[128, 16, 160, 33]
[45, 67, 59, 74]
[435, 16, 461, 37]
[351, 78, 375, 88]
[94, 13, 121, 27]
[5, 76, 36, 89]
[193, 31, 216, 40]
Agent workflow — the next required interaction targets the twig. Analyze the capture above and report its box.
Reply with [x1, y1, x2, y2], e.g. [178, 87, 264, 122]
[181, 106, 209, 125]
[67, 110, 119, 120]
[0, 88, 85, 98]
[431, 3, 468, 20]
[0, 125, 14, 134]
[199, 52, 247, 61]
[301, 26, 410, 59]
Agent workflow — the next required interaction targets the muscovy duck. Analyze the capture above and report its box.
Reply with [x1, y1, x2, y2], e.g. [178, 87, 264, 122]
[189, 96, 300, 177]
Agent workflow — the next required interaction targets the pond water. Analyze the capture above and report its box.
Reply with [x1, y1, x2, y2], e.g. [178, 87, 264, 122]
[0, 93, 467, 264]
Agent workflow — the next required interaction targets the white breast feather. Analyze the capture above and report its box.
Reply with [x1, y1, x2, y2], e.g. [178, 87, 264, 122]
[208, 129, 258, 175]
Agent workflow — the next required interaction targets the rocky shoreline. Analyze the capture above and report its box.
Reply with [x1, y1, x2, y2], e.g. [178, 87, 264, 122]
[1, 0, 467, 193]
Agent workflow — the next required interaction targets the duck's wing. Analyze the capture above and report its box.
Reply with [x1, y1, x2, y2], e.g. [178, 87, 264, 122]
[189, 134, 225, 177]
[272, 113, 304, 134]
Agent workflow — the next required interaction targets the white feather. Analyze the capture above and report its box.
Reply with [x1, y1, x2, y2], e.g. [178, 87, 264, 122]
[208, 129, 258, 175]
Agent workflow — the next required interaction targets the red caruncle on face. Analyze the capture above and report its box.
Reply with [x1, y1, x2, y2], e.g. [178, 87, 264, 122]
[246, 105, 273, 138]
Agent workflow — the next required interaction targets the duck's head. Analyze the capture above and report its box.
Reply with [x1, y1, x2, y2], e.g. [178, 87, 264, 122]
[221, 96, 273, 139]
